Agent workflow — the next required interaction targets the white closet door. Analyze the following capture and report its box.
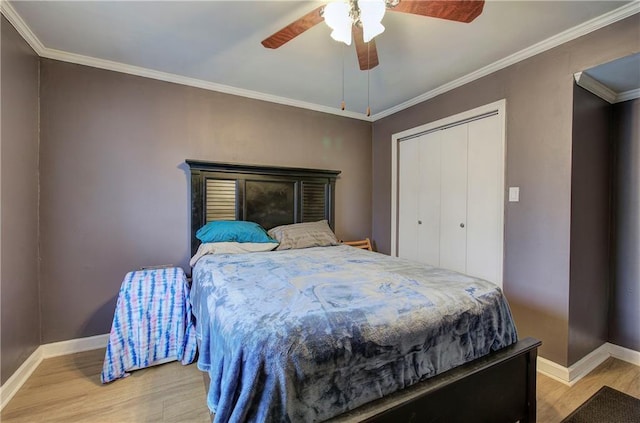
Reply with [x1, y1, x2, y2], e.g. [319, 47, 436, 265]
[467, 115, 503, 285]
[439, 125, 468, 274]
[398, 137, 420, 262]
[417, 131, 442, 266]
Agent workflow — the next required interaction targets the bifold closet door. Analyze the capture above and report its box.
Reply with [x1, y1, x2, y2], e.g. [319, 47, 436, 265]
[438, 125, 468, 274]
[398, 131, 442, 265]
[396, 111, 503, 287]
[466, 115, 502, 284]
[417, 131, 442, 266]
[398, 137, 420, 262]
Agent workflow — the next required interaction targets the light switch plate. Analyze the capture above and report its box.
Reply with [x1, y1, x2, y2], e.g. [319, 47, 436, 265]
[509, 187, 520, 202]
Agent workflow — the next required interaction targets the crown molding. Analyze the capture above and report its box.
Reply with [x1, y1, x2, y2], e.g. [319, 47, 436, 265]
[371, 2, 640, 121]
[616, 88, 640, 103]
[0, 0, 45, 54]
[2, 0, 637, 122]
[0, 1, 371, 123]
[39, 47, 372, 122]
[573, 72, 640, 104]
[574, 71, 617, 103]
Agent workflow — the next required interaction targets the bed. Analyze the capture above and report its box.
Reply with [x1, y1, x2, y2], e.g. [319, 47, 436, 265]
[187, 160, 541, 423]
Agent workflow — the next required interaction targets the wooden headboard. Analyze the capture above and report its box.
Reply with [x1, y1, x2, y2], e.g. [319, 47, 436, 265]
[186, 160, 341, 257]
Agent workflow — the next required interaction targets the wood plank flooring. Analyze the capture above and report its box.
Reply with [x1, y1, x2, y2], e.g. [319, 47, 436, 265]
[1, 349, 210, 423]
[2, 348, 638, 422]
[537, 357, 640, 423]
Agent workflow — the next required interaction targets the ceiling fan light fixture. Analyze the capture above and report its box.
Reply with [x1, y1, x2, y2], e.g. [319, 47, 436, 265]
[324, 1, 353, 45]
[358, 0, 386, 43]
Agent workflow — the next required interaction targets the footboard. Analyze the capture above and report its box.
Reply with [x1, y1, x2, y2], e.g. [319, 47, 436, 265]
[201, 338, 541, 422]
[334, 337, 541, 423]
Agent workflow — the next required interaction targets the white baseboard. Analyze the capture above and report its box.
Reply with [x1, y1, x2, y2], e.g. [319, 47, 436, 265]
[41, 333, 109, 358]
[566, 343, 611, 384]
[3, 335, 637, 410]
[537, 342, 640, 386]
[0, 347, 43, 410]
[537, 356, 572, 385]
[609, 342, 640, 366]
[0, 333, 108, 411]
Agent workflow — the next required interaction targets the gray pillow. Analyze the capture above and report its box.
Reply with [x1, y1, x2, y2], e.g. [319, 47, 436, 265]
[268, 220, 339, 250]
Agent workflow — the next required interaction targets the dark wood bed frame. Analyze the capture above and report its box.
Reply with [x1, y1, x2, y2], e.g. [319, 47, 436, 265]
[187, 160, 541, 423]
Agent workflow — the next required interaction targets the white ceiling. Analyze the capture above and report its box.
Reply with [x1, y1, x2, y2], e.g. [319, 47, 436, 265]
[4, 1, 637, 120]
[585, 52, 640, 93]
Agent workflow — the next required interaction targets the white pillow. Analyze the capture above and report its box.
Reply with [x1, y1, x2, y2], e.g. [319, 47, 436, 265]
[189, 242, 278, 267]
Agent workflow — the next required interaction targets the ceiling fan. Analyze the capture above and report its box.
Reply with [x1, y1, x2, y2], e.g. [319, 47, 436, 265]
[261, 0, 485, 71]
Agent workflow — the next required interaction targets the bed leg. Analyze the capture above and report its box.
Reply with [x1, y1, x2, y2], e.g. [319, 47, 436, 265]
[523, 347, 538, 423]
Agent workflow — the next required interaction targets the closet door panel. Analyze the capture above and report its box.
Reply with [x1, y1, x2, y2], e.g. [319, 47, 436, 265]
[417, 132, 442, 266]
[467, 115, 502, 285]
[439, 125, 468, 274]
[398, 137, 420, 262]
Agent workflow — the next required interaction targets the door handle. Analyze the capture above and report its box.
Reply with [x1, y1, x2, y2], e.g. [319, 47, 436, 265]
[460, 223, 465, 228]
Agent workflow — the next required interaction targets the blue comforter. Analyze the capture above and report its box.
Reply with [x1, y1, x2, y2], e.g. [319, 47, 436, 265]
[191, 245, 517, 422]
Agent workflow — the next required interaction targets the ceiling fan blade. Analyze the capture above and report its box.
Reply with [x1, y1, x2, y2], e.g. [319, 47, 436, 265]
[388, 0, 485, 23]
[353, 26, 379, 71]
[261, 6, 326, 49]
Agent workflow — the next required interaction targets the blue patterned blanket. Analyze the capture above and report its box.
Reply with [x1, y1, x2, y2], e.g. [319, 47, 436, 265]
[101, 267, 197, 383]
[191, 246, 517, 422]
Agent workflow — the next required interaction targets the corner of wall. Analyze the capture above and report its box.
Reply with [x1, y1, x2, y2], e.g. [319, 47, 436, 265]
[36, 56, 43, 345]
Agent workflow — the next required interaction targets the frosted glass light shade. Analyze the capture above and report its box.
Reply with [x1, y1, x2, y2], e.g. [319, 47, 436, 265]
[359, 0, 386, 42]
[324, 1, 352, 45]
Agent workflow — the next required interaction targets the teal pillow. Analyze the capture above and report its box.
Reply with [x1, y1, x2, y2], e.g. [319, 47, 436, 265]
[196, 221, 277, 244]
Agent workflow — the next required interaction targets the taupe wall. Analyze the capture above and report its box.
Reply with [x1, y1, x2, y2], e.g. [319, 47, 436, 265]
[568, 85, 611, 365]
[372, 15, 639, 365]
[1, 17, 41, 385]
[610, 98, 640, 351]
[39, 59, 372, 343]
[2, 9, 638, 385]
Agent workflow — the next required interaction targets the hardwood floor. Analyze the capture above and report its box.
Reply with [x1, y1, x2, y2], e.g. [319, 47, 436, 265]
[2, 349, 638, 422]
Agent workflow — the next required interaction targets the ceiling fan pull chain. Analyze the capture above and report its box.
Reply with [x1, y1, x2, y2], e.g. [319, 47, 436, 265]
[366, 42, 371, 117]
[341, 43, 346, 110]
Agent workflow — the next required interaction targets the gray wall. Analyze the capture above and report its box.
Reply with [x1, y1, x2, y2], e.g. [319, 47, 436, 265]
[39, 59, 372, 343]
[568, 85, 611, 365]
[372, 15, 639, 365]
[1, 17, 41, 385]
[610, 98, 640, 351]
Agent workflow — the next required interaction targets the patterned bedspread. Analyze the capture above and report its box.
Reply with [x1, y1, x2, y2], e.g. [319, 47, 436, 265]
[101, 267, 197, 383]
[191, 245, 517, 422]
